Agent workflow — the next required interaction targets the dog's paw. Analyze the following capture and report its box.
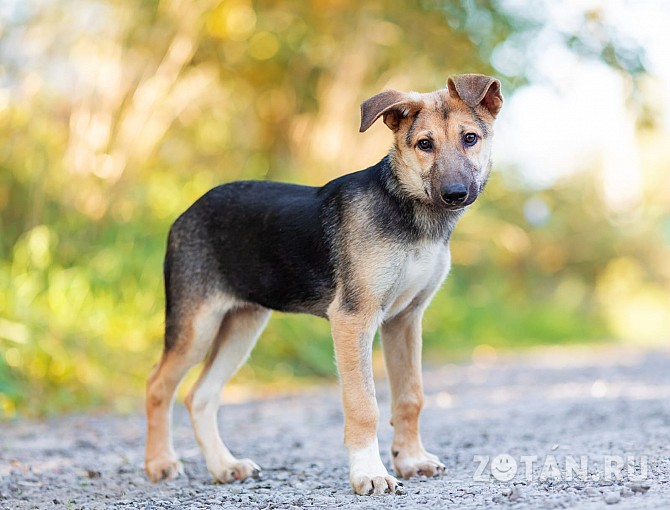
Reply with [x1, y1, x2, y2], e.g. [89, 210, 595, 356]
[146, 456, 184, 482]
[211, 458, 262, 484]
[351, 473, 404, 496]
[392, 448, 445, 479]
[349, 442, 404, 495]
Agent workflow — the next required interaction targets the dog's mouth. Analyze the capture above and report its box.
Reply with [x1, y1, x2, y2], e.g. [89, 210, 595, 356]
[443, 204, 469, 211]
[459, 193, 478, 208]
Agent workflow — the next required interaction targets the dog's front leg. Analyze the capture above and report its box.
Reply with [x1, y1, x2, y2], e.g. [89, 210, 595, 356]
[381, 310, 446, 479]
[330, 309, 402, 496]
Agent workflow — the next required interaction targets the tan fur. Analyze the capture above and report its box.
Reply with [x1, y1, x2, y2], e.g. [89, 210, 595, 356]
[185, 305, 269, 483]
[381, 310, 444, 478]
[339, 197, 404, 300]
[329, 293, 381, 447]
[145, 295, 235, 482]
[329, 294, 402, 496]
[145, 350, 188, 482]
[390, 92, 496, 205]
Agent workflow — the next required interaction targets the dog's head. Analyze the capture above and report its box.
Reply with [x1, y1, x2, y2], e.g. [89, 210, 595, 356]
[360, 74, 503, 210]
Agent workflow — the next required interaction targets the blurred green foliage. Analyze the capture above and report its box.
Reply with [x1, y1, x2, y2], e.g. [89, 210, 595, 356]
[0, 0, 667, 417]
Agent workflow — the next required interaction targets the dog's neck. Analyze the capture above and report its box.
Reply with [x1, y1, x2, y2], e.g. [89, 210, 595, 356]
[377, 155, 464, 243]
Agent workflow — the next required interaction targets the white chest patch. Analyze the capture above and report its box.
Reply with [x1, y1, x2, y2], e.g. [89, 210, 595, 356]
[382, 241, 451, 319]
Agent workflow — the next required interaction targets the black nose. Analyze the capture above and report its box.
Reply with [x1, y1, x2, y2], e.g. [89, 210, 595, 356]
[441, 183, 468, 205]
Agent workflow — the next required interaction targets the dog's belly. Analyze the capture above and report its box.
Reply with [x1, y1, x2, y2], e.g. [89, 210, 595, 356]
[383, 242, 450, 319]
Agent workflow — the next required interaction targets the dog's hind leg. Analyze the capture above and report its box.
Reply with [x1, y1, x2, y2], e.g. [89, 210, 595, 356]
[145, 297, 229, 482]
[381, 309, 445, 479]
[185, 305, 271, 483]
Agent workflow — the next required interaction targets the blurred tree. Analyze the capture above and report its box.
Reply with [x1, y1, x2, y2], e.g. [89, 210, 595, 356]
[0, 0, 660, 417]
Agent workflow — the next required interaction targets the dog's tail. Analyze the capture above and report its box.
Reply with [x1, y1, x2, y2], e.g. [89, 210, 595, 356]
[162, 228, 178, 352]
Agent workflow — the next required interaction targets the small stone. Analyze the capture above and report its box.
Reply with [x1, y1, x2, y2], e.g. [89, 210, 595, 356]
[604, 491, 621, 505]
[627, 482, 651, 494]
[509, 486, 522, 502]
[585, 487, 601, 497]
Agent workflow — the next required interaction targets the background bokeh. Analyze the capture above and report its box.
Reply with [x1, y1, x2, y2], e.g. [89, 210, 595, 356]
[1, 0, 668, 417]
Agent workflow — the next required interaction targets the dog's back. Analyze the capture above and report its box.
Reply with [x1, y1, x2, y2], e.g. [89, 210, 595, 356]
[165, 179, 334, 317]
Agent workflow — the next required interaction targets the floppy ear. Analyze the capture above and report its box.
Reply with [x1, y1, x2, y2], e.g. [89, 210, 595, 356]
[359, 90, 421, 132]
[447, 74, 503, 118]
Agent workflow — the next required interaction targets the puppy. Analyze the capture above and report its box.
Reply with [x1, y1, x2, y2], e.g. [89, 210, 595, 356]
[145, 74, 503, 495]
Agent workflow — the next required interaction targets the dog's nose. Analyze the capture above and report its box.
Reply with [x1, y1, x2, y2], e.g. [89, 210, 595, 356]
[441, 183, 468, 205]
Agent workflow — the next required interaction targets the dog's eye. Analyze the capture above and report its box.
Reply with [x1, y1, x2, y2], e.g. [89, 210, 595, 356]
[417, 139, 433, 151]
[463, 133, 478, 147]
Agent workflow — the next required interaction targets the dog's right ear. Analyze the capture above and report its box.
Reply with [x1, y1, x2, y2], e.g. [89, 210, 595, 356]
[359, 90, 421, 132]
[447, 74, 503, 118]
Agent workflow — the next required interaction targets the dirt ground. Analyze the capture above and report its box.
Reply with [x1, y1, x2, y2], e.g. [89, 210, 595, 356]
[1, 345, 669, 509]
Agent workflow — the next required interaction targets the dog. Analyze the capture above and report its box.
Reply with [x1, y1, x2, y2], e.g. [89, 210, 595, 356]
[145, 73, 503, 496]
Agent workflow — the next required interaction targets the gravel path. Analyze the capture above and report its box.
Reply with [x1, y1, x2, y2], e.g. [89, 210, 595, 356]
[1, 345, 669, 509]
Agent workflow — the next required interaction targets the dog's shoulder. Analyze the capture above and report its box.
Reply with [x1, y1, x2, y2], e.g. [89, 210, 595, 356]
[317, 158, 423, 242]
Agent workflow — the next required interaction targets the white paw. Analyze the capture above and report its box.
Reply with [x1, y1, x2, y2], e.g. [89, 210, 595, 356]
[351, 473, 404, 496]
[210, 458, 261, 484]
[349, 441, 405, 495]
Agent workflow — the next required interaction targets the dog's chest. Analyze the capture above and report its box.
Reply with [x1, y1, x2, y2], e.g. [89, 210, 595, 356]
[383, 241, 450, 318]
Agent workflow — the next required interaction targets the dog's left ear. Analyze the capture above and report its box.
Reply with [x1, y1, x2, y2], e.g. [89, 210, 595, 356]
[359, 90, 421, 132]
[447, 74, 503, 118]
